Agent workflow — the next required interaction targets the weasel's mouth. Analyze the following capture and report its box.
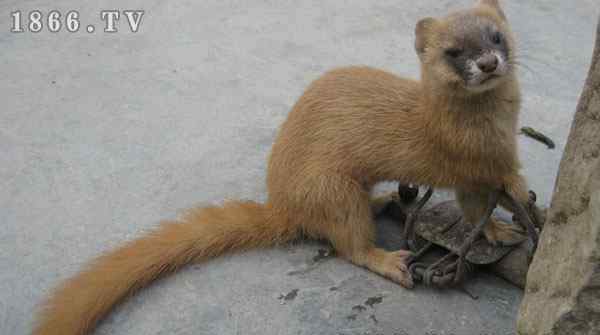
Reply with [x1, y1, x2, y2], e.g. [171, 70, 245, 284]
[481, 74, 501, 84]
[466, 73, 501, 89]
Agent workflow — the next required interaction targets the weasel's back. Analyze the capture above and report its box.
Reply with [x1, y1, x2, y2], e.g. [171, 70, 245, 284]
[267, 66, 421, 192]
[299, 66, 420, 114]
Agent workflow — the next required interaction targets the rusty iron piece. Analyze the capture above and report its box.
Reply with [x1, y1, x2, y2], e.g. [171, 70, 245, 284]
[513, 190, 546, 230]
[415, 201, 517, 265]
[403, 186, 434, 251]
[452, 191, 500, 285]
[392, 186, 540, 288]
[397, 184, 419, 204]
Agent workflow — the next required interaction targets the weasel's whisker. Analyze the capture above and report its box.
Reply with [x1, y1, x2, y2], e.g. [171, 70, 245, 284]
[508, 59, 538, 80]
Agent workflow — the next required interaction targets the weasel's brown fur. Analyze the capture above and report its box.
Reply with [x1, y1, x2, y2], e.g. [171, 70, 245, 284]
[33, 1, 530, 334]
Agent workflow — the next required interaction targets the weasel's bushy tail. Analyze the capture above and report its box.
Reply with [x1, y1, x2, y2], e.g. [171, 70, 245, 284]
[33, 200, 295, 335]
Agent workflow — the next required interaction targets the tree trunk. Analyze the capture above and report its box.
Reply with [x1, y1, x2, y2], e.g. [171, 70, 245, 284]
[517, 16, 600, 335]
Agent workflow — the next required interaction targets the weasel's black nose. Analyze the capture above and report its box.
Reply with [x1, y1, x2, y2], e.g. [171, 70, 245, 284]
[476, 54, 498, 73]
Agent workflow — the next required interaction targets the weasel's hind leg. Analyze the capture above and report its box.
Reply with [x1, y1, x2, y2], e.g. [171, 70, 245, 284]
[359, 248, 414, 287]
[314, 180, 413, 288]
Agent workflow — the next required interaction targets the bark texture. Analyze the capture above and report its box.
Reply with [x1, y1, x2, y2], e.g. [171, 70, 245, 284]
[517, 16, 600, 335]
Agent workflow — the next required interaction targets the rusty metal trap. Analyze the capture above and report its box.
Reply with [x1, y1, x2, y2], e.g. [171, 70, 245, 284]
[384, 184, 541, 289]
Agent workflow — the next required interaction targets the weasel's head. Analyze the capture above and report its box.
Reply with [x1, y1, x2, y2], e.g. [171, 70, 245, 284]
[415, 0, 516, 94]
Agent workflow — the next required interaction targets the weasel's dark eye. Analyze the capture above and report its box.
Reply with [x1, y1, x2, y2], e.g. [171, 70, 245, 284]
[492, 32, 503, 44]
[445, 48, 463, 58]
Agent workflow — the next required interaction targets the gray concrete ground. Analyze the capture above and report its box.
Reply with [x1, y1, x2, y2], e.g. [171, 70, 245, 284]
[1, 1, 598, 334]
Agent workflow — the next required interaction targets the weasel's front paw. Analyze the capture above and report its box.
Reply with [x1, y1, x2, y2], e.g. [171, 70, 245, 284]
[484, 218, 527, 246]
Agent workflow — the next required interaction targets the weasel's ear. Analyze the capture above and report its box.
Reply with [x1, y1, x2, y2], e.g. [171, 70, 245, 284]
[478, 0, 506, 21]
[415, 17, 437, 57]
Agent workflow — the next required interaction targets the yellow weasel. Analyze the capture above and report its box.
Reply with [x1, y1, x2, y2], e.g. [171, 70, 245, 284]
[33, 1, 529, 334]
